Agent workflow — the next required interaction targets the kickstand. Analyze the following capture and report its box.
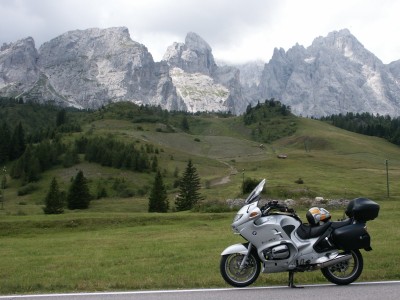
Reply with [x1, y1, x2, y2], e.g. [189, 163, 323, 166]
[288, 271, 303, 288]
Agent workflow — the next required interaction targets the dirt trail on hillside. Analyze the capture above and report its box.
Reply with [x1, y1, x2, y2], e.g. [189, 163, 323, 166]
[209, 161, 238, 187]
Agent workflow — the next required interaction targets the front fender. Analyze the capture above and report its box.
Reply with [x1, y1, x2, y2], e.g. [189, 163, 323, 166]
[221, 243, 249, 256]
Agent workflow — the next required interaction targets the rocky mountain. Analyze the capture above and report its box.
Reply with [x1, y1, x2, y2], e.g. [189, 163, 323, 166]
[259, 29, 400, 117]
[1, 27, 400, 117]
[163, 32, 244, 113]
[0, 37, 39, 97]
[232, 60, 265, 108]
[0, 28, 242, 114]
[1, 27, 186, 110]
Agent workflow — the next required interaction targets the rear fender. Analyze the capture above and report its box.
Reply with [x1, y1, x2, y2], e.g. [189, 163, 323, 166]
[221, 243, 249, 256]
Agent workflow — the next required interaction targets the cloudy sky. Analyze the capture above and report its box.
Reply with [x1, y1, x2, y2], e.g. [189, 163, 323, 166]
[1, 0, 399, 64]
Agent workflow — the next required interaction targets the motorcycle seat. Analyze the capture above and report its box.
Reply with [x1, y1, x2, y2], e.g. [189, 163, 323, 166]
[330, 218, 352, 229]
[296, 221, 331, 240]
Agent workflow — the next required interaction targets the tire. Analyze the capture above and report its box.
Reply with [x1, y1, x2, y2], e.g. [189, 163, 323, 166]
[321, 249, 364, 285]
[220, 252, 261, 287]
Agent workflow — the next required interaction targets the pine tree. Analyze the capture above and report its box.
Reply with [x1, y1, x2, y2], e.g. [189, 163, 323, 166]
[9, 145, 40, 183]
[0, 122, 11, 164]
[43, 177, 64, 214]
[9, 122, 26, 160]
[175, 159, 203, 211]
[181, 116, 190, 131]
[148, 170, 169, 212]
[67, 170, 91, 209]
[56, 109, 67, 127]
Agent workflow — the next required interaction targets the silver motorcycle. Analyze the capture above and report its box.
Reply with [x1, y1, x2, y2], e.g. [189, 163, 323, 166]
[220, 179, 379, 288]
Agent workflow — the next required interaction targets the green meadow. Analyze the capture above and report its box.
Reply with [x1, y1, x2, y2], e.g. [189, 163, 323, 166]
[1, 102, 400, 294]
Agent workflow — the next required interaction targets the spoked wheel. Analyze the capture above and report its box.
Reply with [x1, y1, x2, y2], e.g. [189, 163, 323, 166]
[321, 249, 364, 285]
[220, 252, 261, 287]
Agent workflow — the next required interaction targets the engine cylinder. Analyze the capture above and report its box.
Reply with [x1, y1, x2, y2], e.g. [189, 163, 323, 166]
[264, 245, 290, 260]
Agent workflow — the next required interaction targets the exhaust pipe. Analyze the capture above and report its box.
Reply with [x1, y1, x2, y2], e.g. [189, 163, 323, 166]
[312, 254, 352, 270]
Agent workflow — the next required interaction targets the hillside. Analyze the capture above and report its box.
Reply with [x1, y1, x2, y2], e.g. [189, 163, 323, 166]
[1, 100, 400, 216]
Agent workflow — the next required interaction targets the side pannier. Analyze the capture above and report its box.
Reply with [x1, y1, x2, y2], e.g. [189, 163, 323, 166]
[332, 223, 371, 251]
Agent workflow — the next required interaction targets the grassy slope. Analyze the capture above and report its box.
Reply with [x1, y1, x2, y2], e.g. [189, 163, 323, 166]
[1, 110, 400, 294]
[3, 115, 400, 215]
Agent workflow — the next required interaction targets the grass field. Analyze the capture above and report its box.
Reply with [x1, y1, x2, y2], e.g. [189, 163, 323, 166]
[1, 113, 400, 295]
[0, 201, 398, 295]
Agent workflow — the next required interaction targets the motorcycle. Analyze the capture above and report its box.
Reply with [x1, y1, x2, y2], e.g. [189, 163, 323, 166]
[220, 179, 380, 288]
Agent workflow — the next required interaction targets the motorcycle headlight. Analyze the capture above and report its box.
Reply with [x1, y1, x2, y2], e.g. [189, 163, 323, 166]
[233, 214, 243, 222]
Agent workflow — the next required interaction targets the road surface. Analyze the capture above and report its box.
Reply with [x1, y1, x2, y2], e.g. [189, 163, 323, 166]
[1, 281, 400, 300]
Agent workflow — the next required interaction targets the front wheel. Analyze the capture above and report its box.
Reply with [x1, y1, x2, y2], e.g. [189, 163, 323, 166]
[321, 249, 363, 285]
[220, 252, 261, 287]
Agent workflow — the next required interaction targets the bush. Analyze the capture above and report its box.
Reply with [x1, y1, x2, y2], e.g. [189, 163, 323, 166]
[118, 188, 135, 198]
[17, 184, 37, 196]
[242, 178, 260, 194]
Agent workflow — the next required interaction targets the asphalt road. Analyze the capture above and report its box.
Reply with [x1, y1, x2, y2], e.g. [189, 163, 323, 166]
[1, 281, 400, 300]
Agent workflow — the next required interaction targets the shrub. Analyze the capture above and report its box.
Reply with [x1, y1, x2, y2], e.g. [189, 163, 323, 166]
[17, 183, 37, 196]
[242, 178, 260, 194]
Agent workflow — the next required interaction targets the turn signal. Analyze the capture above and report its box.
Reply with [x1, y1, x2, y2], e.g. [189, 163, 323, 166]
[249, 211, 260, 219]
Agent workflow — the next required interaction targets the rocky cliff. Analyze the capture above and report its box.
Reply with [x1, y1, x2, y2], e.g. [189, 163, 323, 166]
[259, 29, 400, 117]
[1, 27, 185, 110]
[163, 32, 243, 113]
[1, 27, 400, 117]
[0, 37, 39, 97]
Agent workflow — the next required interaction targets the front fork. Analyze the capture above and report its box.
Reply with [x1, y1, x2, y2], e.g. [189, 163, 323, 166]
[239, 242, 253, 270]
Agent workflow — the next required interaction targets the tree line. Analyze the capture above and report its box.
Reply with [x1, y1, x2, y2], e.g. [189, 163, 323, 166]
[44, 158, 203, 214]
[2, 121, 204, 214]
[320, 112, 400, 146]
[244, 98, 292, 126]
[76, 136, 158, 172]
[1, 100, 208, 215]
[242, 98, 296, 143]
[6, 133, 159, 186]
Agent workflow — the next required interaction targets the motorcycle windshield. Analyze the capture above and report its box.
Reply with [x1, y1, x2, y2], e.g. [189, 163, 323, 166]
[245, 179, 266, 204]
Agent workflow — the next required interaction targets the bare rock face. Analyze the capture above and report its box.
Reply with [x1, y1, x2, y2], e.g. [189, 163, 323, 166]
[163, 32, 245, 114]
[259, 29, 400, 117]
[0, 37, 39, 97]
[388, 60, 400, 81]
[2, 28, 400, 118]
[0, 28, 241, 113]
[163, 32, 217, 76]
[37, 27, 180, 109]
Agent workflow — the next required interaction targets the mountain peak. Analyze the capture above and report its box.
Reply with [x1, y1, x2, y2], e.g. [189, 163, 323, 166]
[259, 28, 400, 117]
[331, 28, 352, 37]
[185, 32, 212, 52]
[163, 32, 216, 76]
[1, 27, 400, 117]
[311, 28, 364, 53]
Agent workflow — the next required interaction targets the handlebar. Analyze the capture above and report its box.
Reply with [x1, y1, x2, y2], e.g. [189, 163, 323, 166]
[261, 200, 297, 215]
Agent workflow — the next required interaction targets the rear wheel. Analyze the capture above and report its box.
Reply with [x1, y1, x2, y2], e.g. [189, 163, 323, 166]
[321, 249, 363, 285]
[220, 252, 261, 287]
